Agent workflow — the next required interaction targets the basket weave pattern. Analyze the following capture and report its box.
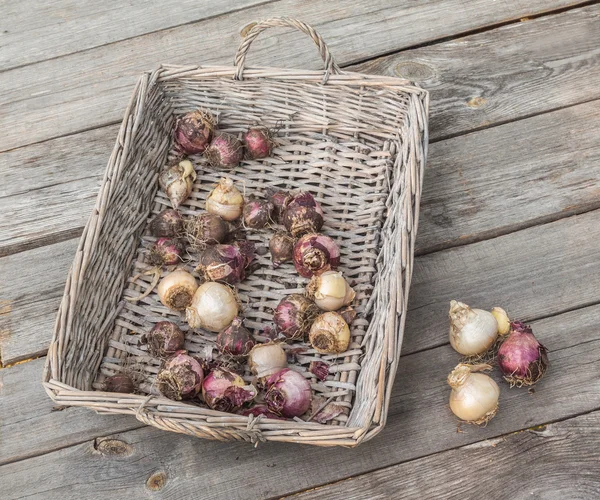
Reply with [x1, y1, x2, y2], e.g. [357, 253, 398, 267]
[44, 18, 429, 446]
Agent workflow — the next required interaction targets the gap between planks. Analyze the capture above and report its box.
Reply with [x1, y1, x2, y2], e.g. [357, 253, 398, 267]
[346, 0, 600, 71]
[1, 0, 597, 155]
[0, 0, 598, 73]
[0, 0, 278, 74]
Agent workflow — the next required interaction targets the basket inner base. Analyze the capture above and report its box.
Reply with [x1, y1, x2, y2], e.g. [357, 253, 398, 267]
[94, 76, 409, 426]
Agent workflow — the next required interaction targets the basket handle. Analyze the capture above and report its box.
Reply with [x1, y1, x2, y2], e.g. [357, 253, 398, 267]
[234, 17, 341, 84]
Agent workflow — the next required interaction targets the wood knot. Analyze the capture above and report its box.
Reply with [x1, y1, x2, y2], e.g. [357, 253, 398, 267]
[394, 61, 436, 81]
[466, 96, 487, 108]
[146, 471, 168, 491]
[93, 437, 133, 457]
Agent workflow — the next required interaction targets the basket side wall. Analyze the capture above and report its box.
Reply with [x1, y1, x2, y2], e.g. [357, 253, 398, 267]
[348, 91, 428, 434]
[45, 72, 174, 390]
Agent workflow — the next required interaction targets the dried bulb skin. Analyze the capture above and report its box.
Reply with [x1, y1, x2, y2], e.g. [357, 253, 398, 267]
[243, 199, 274, 229]
[174, 110, 215, 154]
[309, 361, 329, 381]
[274, 294, 320, 340]
[239, 405, 283, 419]
[269, 232, 295, 268]
[202, 368, 255, 412]
[157, 269, 198, 311]
[216, 317, 255, 357]
[491, 307, 511, 336]
[282, 192, 324, 236]
[186, 282, 238, 332]
[159, 159, 196, 208]
[103, 373, 135, 393]
[248, 343, 287, 379]
[196, 244, 247, 284]
[147, 238, 184, 267]
[339, 306, 357, 325]
[184, 213, 231, 251]
[309, 312, 350, 354]
[233, 239, 256, 267]
[205, 132, 245, 170]
[497, 321, 549, 387]
[206, 177, 244, 221]
[141, 321, 185, 358]
[293, 233, 341, 278]
[448, 363, 499, 424]
[267, 189, 292, 222]
[265, 368, 312, 418]
[149, 209, 183, 238]
[156, 352, 204, 401]
[242, 127, 274, 160]
[306, 271, 355, 311]
[449, 300, 498, 356]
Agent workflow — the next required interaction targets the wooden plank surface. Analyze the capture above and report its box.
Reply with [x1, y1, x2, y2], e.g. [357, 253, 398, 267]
[0, 357, 143, 466]
[1, 2, 600, 497]
[0, 125, 118, 256]
[354, 5, 600, 141]
[418, 98, 600, 254]
[3, 7, 599, 256]
[2, 303, 599, 498]
[0, 239, 78, 365]
[404, 210, 600, 354]
[0, 0, 586, 151]
[2, 108, 599, 364]
[291, 411, 600, 500]
[0, 0, 268, 71]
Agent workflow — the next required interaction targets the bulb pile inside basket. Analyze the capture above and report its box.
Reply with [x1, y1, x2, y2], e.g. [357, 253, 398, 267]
[93, 108, 398, 426]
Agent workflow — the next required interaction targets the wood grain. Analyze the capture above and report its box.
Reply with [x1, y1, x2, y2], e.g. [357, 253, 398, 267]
[2, 303, 599, 498]
[1, 3, 599, 497]
[0, 0, 269, 71]
[0, 0, 586, 151]
[0, 125, 119, 256]
[417, 98, 600, 254]
[3, 8, 600, 256]
[0, 239, 78, 364]
[2, 104, 599, 364]
[0, 357, 143, 466]
[404, 209, 600, 354]
[353, 5, 600, 141]
[291, 411, 600, 499]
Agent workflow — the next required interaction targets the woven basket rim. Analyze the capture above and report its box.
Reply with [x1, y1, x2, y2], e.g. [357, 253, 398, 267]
[154, 63, 427, 92]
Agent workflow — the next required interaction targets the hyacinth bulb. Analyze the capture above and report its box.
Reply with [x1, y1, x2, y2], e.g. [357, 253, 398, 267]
[497, 321, 549, 387]
[174, 109, 215, 154]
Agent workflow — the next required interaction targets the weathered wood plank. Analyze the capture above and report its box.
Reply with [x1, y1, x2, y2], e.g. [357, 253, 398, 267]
[0, 0, 586, 151]
[3, 7, 600, 256]
[353, 5, 600, 141]
[418, 98, 600, 254]
[0, 0, 269, 71]
[0, 239, 77, 364]
[291, 411, 600, 500]
[404, 209, 600, 354]
[2, 303, 599, 499]
[0, 357, 144, 466]
[2, 107, 599, 364]
[0, 125, 119, 256]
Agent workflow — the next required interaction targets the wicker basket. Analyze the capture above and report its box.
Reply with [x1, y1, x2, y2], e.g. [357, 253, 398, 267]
[43, 18, 428, 447]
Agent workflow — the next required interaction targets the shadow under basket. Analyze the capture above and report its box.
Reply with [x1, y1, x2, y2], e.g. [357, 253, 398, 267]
[43, 17, 429, 447]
